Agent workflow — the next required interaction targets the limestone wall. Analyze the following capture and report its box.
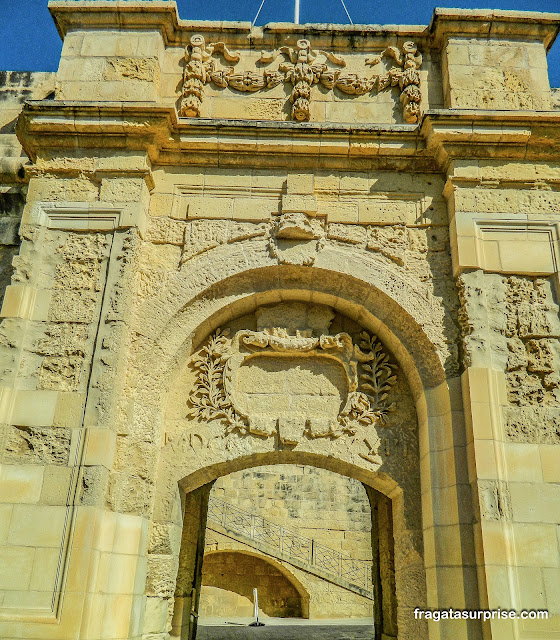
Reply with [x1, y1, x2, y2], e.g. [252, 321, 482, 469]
[211, 464, 372, 559]
[199, 464, 374, 619]
[200, 551, 304, 618]
[0, 72, 55, 306]
[200, 532, 373, 619]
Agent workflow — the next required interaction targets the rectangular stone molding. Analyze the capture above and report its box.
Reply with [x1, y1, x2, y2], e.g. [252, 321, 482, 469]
[166, 176, 431, 227]
[0, 194, 146, 632]
[23, 201, 141, 232]
[450, 212, 560, 278]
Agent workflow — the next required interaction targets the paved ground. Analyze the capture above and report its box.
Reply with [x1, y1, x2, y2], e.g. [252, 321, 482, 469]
[197, 618, 375, 639]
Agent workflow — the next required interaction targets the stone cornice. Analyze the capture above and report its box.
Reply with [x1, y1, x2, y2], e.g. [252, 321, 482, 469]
[48, 0, 426, 49]
[429, 8, 560, 50]
[421, 109, 560, 168]
[48, 0, 250, 43]
[16, 100, 560, 173]
[48, 1, 560, 51]
[17, 100, 434, 171]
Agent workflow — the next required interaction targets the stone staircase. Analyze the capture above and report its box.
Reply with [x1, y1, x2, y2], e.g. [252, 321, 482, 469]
[205, 496, 373, 599]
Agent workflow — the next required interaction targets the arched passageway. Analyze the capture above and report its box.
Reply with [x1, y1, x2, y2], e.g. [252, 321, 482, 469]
[199, 463, 376, 623]
[200, 551, 307, 619]
[141, 265, 475, 640]
[170, 454, 400, 640]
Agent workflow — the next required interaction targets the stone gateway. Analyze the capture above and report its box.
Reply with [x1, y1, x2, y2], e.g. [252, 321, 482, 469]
[0, 2, 559, 640]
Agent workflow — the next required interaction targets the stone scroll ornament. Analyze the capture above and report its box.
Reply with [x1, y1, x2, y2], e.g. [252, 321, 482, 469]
[181, 36, 422, 123]
[188, 326, 397, 456]
[181, 34, 242, 118]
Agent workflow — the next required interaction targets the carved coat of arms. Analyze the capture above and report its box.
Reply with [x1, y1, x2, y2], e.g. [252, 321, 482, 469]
[188, 304, 397, 458]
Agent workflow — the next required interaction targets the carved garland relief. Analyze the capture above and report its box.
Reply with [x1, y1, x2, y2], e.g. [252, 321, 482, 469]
[188, 304, 399, 461]
[181, 35, 422, 123]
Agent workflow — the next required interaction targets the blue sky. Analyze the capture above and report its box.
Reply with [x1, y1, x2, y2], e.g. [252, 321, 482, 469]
[0, 0, 559, 86]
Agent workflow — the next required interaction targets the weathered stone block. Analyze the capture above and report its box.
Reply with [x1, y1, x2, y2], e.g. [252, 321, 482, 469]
[0, 464, 43, 504]
[10, 390, 59, 428]
[39, 465, 73, 505]
[49, 290, 98, 323]
[358, 202, 408, 225]
[0, 545, 34, 590]
[233, 198, 276, 221]
[287, 173, 314, 195]
[5, 424, 72, 465]
[281, 194, 317, 215]
[320, 202, 358, 223]
[7, 504, 67, 547]
[186, 197, 233, 220]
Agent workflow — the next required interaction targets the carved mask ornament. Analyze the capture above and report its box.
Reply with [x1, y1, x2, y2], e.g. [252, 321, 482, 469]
[269, 212, 325, 266]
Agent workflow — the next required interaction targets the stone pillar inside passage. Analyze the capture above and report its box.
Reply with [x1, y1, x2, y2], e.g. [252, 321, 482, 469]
[171, 483, 213, 639]
[366, 486, 397, 640]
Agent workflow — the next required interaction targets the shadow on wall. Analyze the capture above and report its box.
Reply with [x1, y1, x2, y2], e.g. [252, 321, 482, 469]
[199, 551, 307, 619]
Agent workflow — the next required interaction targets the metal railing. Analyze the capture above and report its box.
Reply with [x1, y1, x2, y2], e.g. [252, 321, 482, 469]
[206, 496, 373, 595]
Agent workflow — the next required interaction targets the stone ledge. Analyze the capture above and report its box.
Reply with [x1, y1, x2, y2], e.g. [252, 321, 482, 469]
[429, 8, 560, 50]
[48, 1, 560, 50]
[16, 101, 560, 172]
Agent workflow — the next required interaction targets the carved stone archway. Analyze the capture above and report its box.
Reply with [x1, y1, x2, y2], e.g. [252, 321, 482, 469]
[152, 297, 428, 639]
[124, 252, 477, 640]
[170, 456, 403, 640]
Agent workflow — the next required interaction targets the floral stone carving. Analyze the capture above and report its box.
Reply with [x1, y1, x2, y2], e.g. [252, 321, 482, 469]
[181, 37, 422, 123]
[260, 39, 346, 122]
[188, 305, 397, 457]
[181, 34, 241, 117]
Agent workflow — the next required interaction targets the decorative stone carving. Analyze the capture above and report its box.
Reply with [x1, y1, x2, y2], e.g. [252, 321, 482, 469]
[332, 42, 423, 123]
[380, 42, 423, 124]
[276, 212, 315, 240]
[188, 328, 244, 430]
[269, 213, 324, 265]
[181, 34, 241, 117]
[504, 276, 560, 406]
[181, 37, 422, 123]
[188, 304, 397, 453]
[214, 69, 284, 93]
[262, 39, 346, 121]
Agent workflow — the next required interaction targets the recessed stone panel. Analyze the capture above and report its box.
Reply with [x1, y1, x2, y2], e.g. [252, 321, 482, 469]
[236, 354, 347, 422]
